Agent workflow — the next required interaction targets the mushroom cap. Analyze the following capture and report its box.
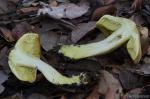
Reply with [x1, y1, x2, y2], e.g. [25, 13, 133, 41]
[8, 33, 40, 83]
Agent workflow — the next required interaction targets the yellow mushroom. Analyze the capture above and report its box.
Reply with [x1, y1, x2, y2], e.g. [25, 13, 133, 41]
[8, 33, 87, 85]
[59, 15, 142, 64]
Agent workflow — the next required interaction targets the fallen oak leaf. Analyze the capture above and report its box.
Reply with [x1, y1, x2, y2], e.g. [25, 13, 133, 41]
[18, 7, 39, 14]
[86, 85, 100, 99]
[40, 31, 59, 51]
[98, 70, 122, 99]
[91, 5, 117, 21]
[139, 27, 149, 56]
[0, 70, 8, 94]
[131, 0, 142, 10]
[0, 46, 10, 73]
[0, 27, 15, 42]
[71, 21, 96, 43]
[38, 1, 89, 19]
[12, 22, 33, 40]
[105, 88, 115, 99]
[103, 0, 116, 5]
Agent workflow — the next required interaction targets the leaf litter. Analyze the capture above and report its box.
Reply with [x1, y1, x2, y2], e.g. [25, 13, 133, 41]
[0, 0, 150, 99]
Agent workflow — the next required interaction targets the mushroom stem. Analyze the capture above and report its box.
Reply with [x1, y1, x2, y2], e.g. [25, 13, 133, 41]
[59, 30, 129, 59]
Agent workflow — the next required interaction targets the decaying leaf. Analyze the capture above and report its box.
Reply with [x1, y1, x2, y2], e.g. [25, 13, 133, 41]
[0, 27, 15, 42]
[0, 70, 8, 94]
[38, 1, 89, 19]
[130, 14, 146, 26]
[139, 27, 149, 56]
[40, 31, 59, 51]
[18, 7, 38, 13]
[98, 70, 122, 99]
[122, 88, 142, 99]
[27, 93, 48, 99]
[12, 22, 33, 40]
[91, 5, 117, 21]
[103, 0, 116, 5]
[86, 86, 100, 99]
[0, 46, 10, 73]
[71, 21, 96, 43]
[118, 69, 143, 90]
[131, 0, 142, 10]
[134, 63, 150, 75]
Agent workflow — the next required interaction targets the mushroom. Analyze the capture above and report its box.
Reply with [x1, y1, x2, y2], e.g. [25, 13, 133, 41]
[8, 33, 87, 85]
[59, 15, 142, 64]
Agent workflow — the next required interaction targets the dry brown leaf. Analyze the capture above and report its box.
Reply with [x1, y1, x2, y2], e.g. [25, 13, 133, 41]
[49, 1, 58, 7]
[118, 69, 143, 90]
[12, 22, 32, 40]
[86, 86, 100, 99]
[91, 5, 117, 21]
[147, 46, 150, 55]
[122, 88, 142, 99]
[38, 1, 89, 19]
[130, 14, 145, 26]
[0, 27, 15, 42]
[18, 7, 38, 13]
[131, 0, 142, 10]
[105, 88, 115, 99]
[140, 27, 149, 56]
[60, 96, 66, 99]
[103, 0, 116, 5]
[71, 21, 96, 43]
[98, 70, 122, 99]
[27, 93, 48, 99]
[0, 46, 10, 73]
[0, 70, 8, 94]
[40, 31, 59, 51]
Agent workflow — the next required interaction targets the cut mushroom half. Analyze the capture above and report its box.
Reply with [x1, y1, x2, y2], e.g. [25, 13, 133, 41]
[8, 33, 88, 85]
[59, 15, 142, 64]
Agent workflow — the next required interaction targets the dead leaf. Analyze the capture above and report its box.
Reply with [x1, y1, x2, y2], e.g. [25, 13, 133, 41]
[40, 31, 59, 51]
[0, 70, 8, 94]
[131, 0, 142, 10]
[118, 69, 143, 90]
[91, 5, 117, 21]
[86, 86, 100, 99]
[8, 0, 20, 4]
[38, 1, 89, 19]
[134, 63, 150, 75]
[49, 1, 58, 7]
[12, 22, 33, 40]
[27, 93, 48, 99]
[3, 93, 25, 99]
[147, 46, 150, 55]
[71, 21, 96, 43]
[18, 7, 38, 13]
[60, 96, 66, 99]
[98, 70, 122, 99]
[130, 14, 146, 26]
[0, 27, 15, 42]
[103, 0, 116, 5]
[105, 88, 115, 99]
[140, 27, 149, 56]
[122, 88, 142, 99]
[0, 0, 13, 14]
[65, 1, 89, 19]
[0, 46, 10, 73]
[22, 0, 36, 7]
